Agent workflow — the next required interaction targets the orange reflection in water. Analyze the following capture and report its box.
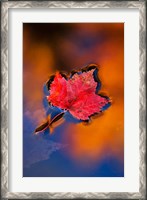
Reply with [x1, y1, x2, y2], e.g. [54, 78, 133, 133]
[60, 24, 124, 164]
[62, 99, 124, 165]
[23, 26, 55, 122]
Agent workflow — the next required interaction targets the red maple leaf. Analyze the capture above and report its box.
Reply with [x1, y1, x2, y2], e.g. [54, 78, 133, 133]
[47, 67, 110, 120]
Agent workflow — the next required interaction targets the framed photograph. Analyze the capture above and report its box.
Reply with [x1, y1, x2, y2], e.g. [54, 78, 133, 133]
[1, 1, 146, 199]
